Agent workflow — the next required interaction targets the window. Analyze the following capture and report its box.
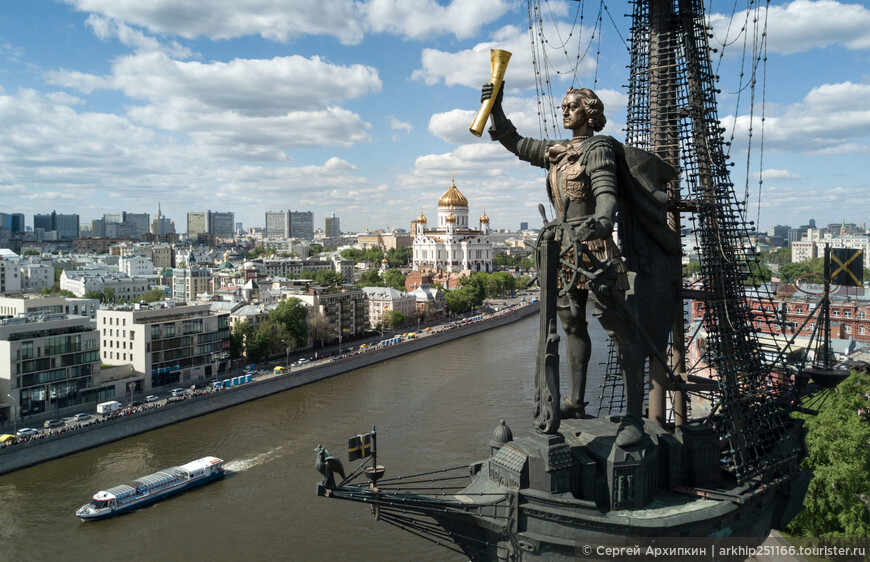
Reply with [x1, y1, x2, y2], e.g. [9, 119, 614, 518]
[861, 327, 866, 335]
[860, 311, 867, 320]
[844, 310, 852, 318]
[845, 326, 852, 334]
[832, 309, 840, 317]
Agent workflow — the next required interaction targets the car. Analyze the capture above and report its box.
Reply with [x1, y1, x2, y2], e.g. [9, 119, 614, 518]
[170, 388, 185, 397]
[146, 395, 159, 402]
[72, 413, 91, 422]
[43, 419, 64, 429]
[131, 401, 142, 407]
[16, 428, 39, 437]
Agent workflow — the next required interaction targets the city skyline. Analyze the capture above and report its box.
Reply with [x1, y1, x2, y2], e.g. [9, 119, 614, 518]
[1, 1, 870, 232]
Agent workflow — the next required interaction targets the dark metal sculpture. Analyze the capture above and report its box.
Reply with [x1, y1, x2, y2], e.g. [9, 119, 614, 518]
[315, 444, 345, 488]
[484, 83, 682, 447]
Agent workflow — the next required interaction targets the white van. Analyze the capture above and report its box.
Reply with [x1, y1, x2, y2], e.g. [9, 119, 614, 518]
[96, 401, 123, 415]
[170, 388, 186, 397]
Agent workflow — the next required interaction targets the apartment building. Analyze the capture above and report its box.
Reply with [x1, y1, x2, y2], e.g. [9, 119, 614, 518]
[97, 303, 230, 389]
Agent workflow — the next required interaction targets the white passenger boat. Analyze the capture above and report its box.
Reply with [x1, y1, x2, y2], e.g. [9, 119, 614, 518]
[76, 456, 224, 521]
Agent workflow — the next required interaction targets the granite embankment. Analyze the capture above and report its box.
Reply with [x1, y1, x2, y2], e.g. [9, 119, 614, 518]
[0, 302, 538, 476]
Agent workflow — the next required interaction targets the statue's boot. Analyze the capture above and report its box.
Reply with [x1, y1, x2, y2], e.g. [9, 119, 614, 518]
[560, 398, 587, 419]
[615, 416, 644, 448]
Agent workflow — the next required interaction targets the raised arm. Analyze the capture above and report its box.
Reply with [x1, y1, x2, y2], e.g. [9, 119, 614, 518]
[480, 83, 550, 169]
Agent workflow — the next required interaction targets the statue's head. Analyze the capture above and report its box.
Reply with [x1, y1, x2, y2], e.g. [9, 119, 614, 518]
[563, 88, 606, 132]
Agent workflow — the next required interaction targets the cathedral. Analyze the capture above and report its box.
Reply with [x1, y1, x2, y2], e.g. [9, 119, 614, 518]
[411, 178, 493, 274]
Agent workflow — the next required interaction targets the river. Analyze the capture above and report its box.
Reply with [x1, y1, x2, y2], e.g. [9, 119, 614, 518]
[0, 313, 610, 561]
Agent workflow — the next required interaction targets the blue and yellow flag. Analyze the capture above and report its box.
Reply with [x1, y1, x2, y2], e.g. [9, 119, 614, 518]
[348, 432, 372, 461]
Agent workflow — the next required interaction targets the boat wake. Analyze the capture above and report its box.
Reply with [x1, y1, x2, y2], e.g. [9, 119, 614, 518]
[224, 445, 289, 473]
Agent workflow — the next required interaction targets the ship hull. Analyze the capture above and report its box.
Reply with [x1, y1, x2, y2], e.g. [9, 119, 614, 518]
[77, 471, 224, 521]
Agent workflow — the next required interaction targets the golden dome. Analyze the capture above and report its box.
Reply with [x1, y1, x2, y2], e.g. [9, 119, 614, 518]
[438, 178, 468, 208]
[480, 210, 490, 224]
[445, 212, 457, 223]
[416, 211, 427, 224]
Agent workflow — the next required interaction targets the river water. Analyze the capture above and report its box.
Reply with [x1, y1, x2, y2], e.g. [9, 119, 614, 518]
[0, 314, 609, 561]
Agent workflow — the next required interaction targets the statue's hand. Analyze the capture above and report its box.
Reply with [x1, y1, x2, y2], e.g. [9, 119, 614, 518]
[575, 217, 602, 241]
[480, 82, 505, 106]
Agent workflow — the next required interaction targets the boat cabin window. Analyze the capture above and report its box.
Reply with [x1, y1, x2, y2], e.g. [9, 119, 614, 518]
[89, 500, 109, 510]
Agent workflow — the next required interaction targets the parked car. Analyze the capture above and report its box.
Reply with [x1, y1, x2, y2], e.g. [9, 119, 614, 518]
[170, 388, 186, 397]
[145, 395, 159, 402]
[72, 413, 91, 422]
[43, 419, 64, 429]
[16, 428, 39, 437]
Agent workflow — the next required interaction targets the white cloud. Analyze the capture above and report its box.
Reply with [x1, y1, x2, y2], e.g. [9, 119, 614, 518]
[762, 168, 798, 179]
[85, 14, 192, 57]
[710, 0, 870, 55]
[46, 52, 381, 157]
[64, 0, 513, 45]
[65, 0, 368, 45]
[362, 0, 511, 40]
[390, 117, 413, 142]
[0, 88, 386, 227]
[724, 81, 870, 154]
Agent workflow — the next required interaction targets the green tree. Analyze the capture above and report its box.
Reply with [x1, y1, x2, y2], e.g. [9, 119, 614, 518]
[242, 319, 288, 362]
[308, 244, 323, 256]
[383, 310, 407, 329]
[230, 321, 254, 360]
[788, 371, 870, 537]
[382, 269, 406, 291]
[760, 246, 792, 265]
[301, 269, 343, 287]
[308, 311, 337, 346]
[141, 288, 166, 303]
[778, 258, 824, 283]
[269, 298, 308, 348]
[385, 246, 413, 267]
[357, 269, 383, 287]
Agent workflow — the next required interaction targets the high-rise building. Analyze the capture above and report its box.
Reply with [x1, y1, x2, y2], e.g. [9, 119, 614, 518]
[0, 213, 25, 234]
[211, 212, 234, 239]
[150, 203, 176, 236]
[123, 213, 150, 238]
[520, 222, 529, 231]
[33, 211, 80, 240]
[265, 211, 289, 239]
[289, 211, 314, 240]
[187, 211, 234, 239]
[325, 213, 340, 237]
[187, 212, 210, 237]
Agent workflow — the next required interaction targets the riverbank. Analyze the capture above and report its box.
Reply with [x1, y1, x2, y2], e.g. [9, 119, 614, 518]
[0, 301, 538, 476]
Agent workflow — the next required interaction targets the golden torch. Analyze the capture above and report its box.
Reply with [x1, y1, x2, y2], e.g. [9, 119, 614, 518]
[469, 49, 512, 137]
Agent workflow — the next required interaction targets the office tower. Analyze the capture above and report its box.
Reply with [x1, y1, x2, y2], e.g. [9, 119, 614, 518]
[325, 213, 340, 237]
[33, 211, 79, 240]
[265, 211, 289, 239]
[289, 211, 314, 240]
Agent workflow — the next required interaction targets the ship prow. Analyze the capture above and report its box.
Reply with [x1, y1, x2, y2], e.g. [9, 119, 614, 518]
[318, 417, 809, 560]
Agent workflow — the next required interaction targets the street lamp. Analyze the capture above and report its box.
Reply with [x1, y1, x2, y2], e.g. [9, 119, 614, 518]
[281, 339, 289, 369]
[6, 394, 17, 434]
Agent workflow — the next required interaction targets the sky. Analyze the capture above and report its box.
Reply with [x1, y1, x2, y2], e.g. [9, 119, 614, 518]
[1, 0, 869, 235]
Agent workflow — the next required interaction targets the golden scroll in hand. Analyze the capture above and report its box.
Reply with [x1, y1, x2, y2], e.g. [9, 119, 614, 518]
[469, 49, 512, 137]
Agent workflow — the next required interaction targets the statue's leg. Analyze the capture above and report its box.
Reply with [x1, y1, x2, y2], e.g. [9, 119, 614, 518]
[594, 295, 647, 447]
[556, 287, 590, 418]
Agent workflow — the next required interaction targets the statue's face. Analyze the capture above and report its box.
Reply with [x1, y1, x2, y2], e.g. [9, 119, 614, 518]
[561, 93, 586, 130]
